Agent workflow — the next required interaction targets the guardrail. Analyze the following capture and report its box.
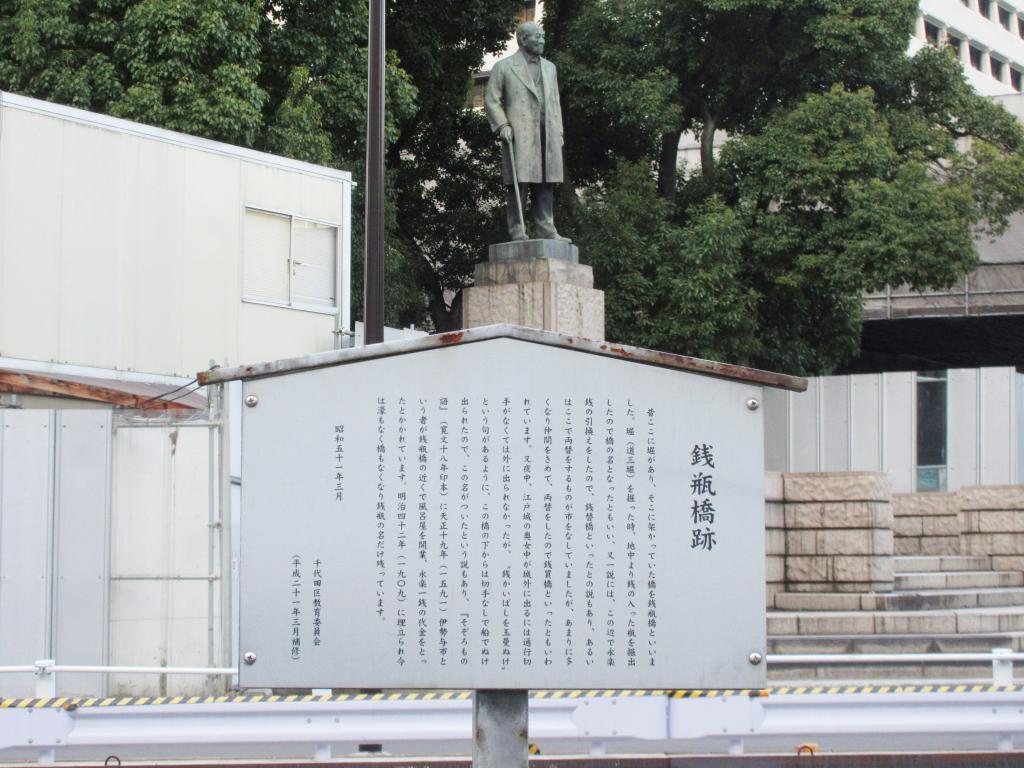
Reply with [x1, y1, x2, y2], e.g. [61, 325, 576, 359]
[4, 683, 1024, 764]
[2, 652, 1023, 763]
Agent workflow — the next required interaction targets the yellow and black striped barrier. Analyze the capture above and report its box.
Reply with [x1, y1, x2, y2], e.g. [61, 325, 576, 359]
[1, 684, 1022, 710]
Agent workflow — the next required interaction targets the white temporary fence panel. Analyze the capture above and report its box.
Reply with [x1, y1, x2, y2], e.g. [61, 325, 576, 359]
[0, 410, 111, 697]
[53, 411, 112, 696]
[0, 410, 52, 692]
[110, 423, 222, 697]
[767, 368, 1021, 493]
[238, 335, 769, 691]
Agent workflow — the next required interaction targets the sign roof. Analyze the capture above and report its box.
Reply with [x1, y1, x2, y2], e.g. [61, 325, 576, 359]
[199, 324, 806, 392]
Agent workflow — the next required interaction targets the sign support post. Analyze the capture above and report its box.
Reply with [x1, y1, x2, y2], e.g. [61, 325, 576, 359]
[473, 690, 528, 768]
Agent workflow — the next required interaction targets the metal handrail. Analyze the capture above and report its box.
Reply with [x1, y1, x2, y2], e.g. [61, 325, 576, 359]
[767, 651, 1024, 664]
[0, 663, 236, 676]
[1, 650, 1018, 696]
[2, 652, 1020, 676]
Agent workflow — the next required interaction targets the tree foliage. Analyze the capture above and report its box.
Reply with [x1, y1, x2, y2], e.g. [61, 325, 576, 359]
[547, 0, 1024, 373]
[3, 1, 1023, 372]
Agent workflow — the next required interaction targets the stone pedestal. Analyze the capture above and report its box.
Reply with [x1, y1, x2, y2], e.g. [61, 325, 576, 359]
[782, 472, 894, 594]
[462, 240, 605, 340]
[893, 492, 960, 556]
[959, 485, 1024, 570]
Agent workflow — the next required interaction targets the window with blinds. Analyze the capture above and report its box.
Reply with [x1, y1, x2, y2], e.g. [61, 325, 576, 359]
[243, 208, 339, 312]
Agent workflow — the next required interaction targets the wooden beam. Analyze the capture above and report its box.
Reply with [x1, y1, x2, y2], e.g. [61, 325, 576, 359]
[0, 371, 199, 410]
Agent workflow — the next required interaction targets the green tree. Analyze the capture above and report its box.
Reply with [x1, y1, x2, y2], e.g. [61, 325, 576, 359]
[0, 0, 126, 111]
[546, 0, 1024, 374]
[386, 0, 524, 331]
[0, 0, 507, 330]
[0, 0, 270, 146]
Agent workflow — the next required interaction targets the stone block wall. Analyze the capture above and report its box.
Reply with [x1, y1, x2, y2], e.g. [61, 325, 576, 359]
[892, 492, 959, 556]
[765, 472, 785, 607]
[960, 485, 1024, 571]
[782, 472, 894, 593]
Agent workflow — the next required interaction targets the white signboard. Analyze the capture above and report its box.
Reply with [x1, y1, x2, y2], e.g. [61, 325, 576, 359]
[239, 337, 767, 689]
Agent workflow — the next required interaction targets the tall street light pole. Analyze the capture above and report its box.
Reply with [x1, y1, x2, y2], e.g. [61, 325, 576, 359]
[363, 0, 386, 345]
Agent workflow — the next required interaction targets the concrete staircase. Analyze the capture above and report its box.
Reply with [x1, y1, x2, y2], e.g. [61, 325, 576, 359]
[767, 555, 1024, 682]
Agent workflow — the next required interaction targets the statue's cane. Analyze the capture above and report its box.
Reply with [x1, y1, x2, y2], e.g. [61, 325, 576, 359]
[504, 134, 527, 237]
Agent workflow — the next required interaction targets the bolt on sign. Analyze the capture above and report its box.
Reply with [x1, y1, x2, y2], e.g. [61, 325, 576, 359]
[200, 325, 805, 691]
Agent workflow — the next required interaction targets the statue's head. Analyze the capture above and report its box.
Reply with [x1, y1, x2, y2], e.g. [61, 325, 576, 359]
[516, 21, 545, 57]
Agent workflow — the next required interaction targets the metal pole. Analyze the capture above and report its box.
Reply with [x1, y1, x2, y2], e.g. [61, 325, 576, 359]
[206, 374, 217, 695]
[363, 0, 386, 346]
[472, 690, 528, 768]
[505, 138, 527, 237]
[216, 383, 233, 682]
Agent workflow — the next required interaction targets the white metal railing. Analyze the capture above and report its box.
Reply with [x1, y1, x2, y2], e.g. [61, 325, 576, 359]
[766, 648, 1022, 685]
[0, 661, 238, 699]
[1, 649, 1021, 702]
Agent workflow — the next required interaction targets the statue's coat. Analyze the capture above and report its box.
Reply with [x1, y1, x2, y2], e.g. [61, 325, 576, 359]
[484, 49, 564, 185]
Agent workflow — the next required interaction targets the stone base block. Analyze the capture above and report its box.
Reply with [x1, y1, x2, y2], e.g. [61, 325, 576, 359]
[489, 238, 579, 263]
[474, 258, 593, 288]
[462, 281, 605, 340]
[783, 472, 890, 503]
[780, 471, 894, 594]
[959, 485, 1024, 511]
[893, 492, 961, 558]
[785, 528, 893, 557]
[893, 491, 958, 517]
[786, 581, 894, 594]
[961, 532, 1024, 556]
[785, 501, 892, 530]
[766, 489, 785, 608]
[785, 554, 893, 591]
[896, 535, 960, 556]
[960, 510, 1024, 533]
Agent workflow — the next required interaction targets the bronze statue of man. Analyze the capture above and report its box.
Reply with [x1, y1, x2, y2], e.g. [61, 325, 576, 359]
[484, 21, 569, 242]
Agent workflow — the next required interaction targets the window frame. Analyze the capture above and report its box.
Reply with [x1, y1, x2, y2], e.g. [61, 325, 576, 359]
[991, 55, 1006, 82]
[914, 370, 948, 493]
[242, 205, 342, 316]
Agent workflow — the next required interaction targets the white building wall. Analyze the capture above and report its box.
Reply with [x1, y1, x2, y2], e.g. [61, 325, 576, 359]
[917, 0, 1024, 97]
[766, 368, 1021, 494]
[0, 93, 352, 379]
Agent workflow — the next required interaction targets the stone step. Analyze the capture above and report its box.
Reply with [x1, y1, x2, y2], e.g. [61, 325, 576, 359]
[768, 606, 1024, 636]
[775, 588, 1024, 612]
[766, 662, 1014, 682]
[768, 631, 1024, 655]
[894, 555, 992, 573]
[895, 570, 1024, 590]
[770, 663, 1007, 684]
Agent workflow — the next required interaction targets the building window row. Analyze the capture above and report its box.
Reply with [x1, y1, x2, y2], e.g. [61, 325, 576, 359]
[961, 0, 1024, 38]
[917, 14, 1024, 91]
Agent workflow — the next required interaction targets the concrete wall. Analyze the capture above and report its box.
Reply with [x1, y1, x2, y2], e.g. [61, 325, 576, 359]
[0, 92, 352, 378]
[766, 368, 1023, 494]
